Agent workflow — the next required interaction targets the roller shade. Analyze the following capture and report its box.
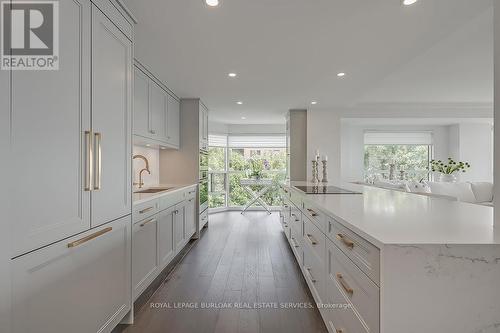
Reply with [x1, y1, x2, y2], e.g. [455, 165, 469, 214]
[208, 134, 227, 147]
[228, 135, 286, 148]
[364, 132, 433, 145]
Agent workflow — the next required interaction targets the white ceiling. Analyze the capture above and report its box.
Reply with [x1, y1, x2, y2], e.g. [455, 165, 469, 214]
[123, 0, 493, 124]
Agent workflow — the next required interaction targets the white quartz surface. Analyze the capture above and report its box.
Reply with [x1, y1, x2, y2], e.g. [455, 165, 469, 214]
[133, 184, 197, 205]
[288, 181, 500, 246]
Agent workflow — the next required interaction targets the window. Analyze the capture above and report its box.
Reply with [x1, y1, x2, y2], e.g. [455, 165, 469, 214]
[208, 135, 227, 209]
[208, 134, 286, 210]
[363, 132, 433, 182]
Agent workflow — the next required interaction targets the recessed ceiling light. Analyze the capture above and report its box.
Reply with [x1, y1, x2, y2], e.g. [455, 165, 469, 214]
[237, 101, 243, 105]
[402, 0, 418, 5]
[337, 72, 346, 77]
[160, 146, 166, 150]
[241, 116, 246, 120]
[311, 101, 317, 105]
[228, 73, 237, 77]
[205, 0, 219, 6]
[146, 144, 151, 147]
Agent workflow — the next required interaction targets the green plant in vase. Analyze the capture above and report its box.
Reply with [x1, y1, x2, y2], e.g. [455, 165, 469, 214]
[430, 158, 470, 182]
[248, 157, 264, 179]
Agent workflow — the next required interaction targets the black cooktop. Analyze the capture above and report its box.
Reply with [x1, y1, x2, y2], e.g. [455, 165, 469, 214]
[295, 185, 361, 195]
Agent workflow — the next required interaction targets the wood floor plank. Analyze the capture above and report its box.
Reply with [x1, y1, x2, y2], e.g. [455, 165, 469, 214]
[119, 211, 327, 333]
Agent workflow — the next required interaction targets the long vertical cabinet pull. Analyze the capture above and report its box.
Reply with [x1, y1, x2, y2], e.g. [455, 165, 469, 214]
[85, 131, 93, 191]
[93, 132, 102, 190]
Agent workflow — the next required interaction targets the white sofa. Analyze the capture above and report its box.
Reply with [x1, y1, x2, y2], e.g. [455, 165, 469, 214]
[371, 180, 494, 206]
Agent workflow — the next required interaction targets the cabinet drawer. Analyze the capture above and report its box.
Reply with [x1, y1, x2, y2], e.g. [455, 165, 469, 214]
[290, 188, 302, 209]
[303, 242, 325, 304]
[133, 199, 159, 224]
[159, 191, 185, 211]
[329, 219, 380, 285]
[324, 278, 370, 333]
[12, 216, 131, 333]
[132, 214, 158, 299]
[282, 199, 291, 223]
[289, 226, 303, 265]
[185, 187, 197, 200]
[200, 209, 209, 230]
[302, 200, 326, 232]
[303, 215, 326, 263]
[327, 240, 379, 333]
[282, 218, 291, 240]
[290, 206, 302, 236]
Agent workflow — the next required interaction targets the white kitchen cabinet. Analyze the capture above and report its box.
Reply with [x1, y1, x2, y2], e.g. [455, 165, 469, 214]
[11, 216, 131, 333]
[133, 67, 150, 138]
[185, 197, 196, 239]
[158, 206, 175, 268]
[10, 0, 92, 257]
[91, 4, 132, 227]
[167, 93, 180, 148]
[133, 215, 158, 299]
[199, 104, 209, 151]
[150, 81, 168, 141]
[174, 202, 187, 251]
[133, 61, 180, 149]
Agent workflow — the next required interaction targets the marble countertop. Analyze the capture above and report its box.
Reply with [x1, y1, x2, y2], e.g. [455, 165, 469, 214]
[287, 181, 500, 246]
[133, 183, 197, 205]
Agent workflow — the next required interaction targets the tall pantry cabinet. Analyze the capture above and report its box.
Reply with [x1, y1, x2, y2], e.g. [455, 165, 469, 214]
[9, 1, 135, 333]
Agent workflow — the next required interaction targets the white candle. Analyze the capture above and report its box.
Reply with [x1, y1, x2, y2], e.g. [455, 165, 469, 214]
[315, 149, 320, 158]
[324, 155, 328, 161]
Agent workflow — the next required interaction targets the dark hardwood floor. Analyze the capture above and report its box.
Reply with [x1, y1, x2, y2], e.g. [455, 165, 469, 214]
[121, 211, 328, 333]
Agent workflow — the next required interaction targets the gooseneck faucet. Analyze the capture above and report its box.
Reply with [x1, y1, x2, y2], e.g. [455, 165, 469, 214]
[133, 154, 151, 188]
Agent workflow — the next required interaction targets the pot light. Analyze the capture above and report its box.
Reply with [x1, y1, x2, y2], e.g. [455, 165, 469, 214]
[146, 144, 151, 147]
[311, 101, 317, 105]
[403, 0, 418, 5]
[228, 73, 237, 77]
[337, 72, 346, 77]
[236, 101, 243, 105]
[241, 116, 247, 120]
[206, 0, 219, 6]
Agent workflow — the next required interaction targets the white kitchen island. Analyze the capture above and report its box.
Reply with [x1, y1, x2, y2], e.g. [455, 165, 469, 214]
[280, 181, 500, 333]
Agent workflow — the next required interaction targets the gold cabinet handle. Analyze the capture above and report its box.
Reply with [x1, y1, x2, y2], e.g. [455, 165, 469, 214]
[336, 273, 354, 296]
[68, 227, 112, 248]
[140, 218, 156, 227]
[306, 233, 318, 245]
[93, 132, 102, 190]
[336, 233, 354, 249]
[139, 206, 154, 214]
[307, 208, 319, 217]
[84, 131, 93, 191]
[306, 268, 317, 283]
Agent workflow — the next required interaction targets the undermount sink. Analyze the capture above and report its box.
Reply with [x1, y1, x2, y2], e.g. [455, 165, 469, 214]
[134, 187, 172, 194]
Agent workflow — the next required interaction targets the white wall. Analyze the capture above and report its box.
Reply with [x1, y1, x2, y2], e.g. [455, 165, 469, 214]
[458, 123, 494, 182]
[307, 110, 342, 183]
[340, 123, 451, 182]
[0, 59, 11, 333]
[133, 146, 160, 188]
[495, 1, 500, 226]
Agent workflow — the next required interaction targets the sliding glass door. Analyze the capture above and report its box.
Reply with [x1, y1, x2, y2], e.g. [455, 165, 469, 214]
[208, 134, 286, 211]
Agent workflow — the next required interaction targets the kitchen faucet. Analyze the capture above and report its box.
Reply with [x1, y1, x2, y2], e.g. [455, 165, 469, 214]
[133, 154, 151, 188]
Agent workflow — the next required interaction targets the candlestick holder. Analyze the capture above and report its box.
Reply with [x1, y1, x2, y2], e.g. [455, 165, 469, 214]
[311, 159, 320, 183]
[321, 160, 328, 183]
